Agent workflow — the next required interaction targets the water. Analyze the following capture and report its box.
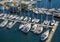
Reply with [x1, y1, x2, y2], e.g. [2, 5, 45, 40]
[0, 0, 60, 42]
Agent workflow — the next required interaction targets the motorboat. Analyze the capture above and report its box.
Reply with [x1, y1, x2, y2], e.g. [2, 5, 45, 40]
[31, 24, 37, 31]
[0, 20, 8, 27]
[48, 8, 56, 12]
[19, 24, 25, 29]
[28, 17, 31, 22]
[31, 24, 43, 34]
[54, 13, 60, 18]
[2, 14, 7, 19]
[34, 25, 43, 34]
[33, 8, 39, 14]
[21, 23, 31, 33]
[9, 15, 13, 18]
[19, 16, 24, 21]
[50, 20, 55, 26]
[43, 20, 50, 26]
[7, 21, 17, 28]
[32, 18, 40, 23]
[23, 17, 28, 21]
[41, 30, 49, 41]
[15, 16, 20, 20]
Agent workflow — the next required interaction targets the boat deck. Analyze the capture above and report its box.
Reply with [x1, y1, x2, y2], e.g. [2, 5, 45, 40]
[45, 21, 59, 42]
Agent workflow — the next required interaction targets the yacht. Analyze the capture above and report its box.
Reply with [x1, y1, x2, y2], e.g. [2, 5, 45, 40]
[28, 17, 31, 22]
[21, 23, 31, 33]
[19, 16, 24, 21]
[9, 15, 14, 19]
[12, 15, 17, 19]
[57, 8, 60, 11]
[33, 8, 39, 14]
[54, 13, 60, 18]
[32, 18, 40, 23]
[31, 24, 37, 32]
[15, 16, 20, 20]
[30, 0, 37, 5]
[50, 20, 55, 26]
[7, 14, 10, 18]
[40, 8, 48, 11]
[0, 14, 4, 19]
[48, 8, 56, 12]
[0, 20, 8, 27]
[7, 22, 13, 27]
[37, 0, 42, 2]
[41, 30, 49, 41]
[43, 20, 50, 26]
[35, 25, 43, 34]
[19, 24, 25, 29]
[31, 24, 43, 34]
[39, 8, 48, 14]
[45, 11, 51, 15]
[2, 14, 7, 19]
[23, 17, 28, 21]
[39, 9, 44, 14]
[7, 21, 16, 29]
[0, 13, 4, 17]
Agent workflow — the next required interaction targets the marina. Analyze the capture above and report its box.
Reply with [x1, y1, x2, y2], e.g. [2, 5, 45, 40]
[0, 0, 60, 42]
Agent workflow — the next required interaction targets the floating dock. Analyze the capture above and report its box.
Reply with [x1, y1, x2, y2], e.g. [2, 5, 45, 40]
[45, 21, 59, 42]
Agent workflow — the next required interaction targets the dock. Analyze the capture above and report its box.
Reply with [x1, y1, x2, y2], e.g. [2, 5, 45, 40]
[45, 21, 59, 42]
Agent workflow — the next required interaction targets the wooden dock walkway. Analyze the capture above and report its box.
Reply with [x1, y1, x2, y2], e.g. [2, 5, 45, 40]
[45, 21, 59, 42]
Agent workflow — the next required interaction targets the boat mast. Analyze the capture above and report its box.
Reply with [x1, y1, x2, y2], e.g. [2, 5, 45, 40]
[45, 0, 48, 21]
[11, 1, 14, 14]
[51, 0, 54, 21]
[40, 1, 42, 24]
[31, 0, 35, 19]
[3, 4, 5, 14]
[36, 0, 38, 19]
[19, 0, 21, 16]
[27, 0, 30, 17]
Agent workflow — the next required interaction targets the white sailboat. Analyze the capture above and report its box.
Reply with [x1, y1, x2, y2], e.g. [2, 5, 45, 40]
[23, 16, 28, 21]
[0, 20, 8, 27]
[19, 24, 25, 29]
[32, 18, 40, 23]
[48, 8, 56, 13]
[6, 21, 13, 28]
[41, 30, 49, 41]
[6, 21, 16, 29]
[21, 23, 31, 33]
[19, 16, 24, 21]
[31, 24, 43, 34]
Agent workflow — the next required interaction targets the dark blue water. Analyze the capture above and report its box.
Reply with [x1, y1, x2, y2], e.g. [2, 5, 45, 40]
[0, 0, 60, 42]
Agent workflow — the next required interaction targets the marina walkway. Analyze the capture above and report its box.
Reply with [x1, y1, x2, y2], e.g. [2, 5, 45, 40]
[45, 21, 59, 42]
